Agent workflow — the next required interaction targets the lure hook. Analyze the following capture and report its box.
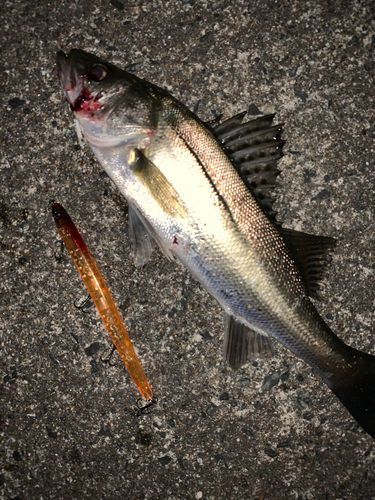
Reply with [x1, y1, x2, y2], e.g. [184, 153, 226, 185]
[135, 397, 156, 417]
[54, 240, 64, 261]
[100, 345, 117, 366]
[74, 294, 93, 312]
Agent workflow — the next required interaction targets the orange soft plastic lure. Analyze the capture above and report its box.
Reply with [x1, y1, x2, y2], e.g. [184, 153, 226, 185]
[52, 203, 153, 400]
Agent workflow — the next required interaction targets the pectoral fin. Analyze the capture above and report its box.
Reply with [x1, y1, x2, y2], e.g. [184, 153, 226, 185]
[223, 314, 274, 370]
[131, 149, 187, 219]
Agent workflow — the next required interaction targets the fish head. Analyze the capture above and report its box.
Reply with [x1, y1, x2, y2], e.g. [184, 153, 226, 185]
[55, 49, 155, 149]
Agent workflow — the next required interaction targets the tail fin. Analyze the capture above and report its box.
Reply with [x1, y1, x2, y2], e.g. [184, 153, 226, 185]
[328, 349, 375, 439]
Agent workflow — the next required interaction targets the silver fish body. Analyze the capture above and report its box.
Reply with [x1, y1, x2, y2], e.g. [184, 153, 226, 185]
[56, 49, 375, 439]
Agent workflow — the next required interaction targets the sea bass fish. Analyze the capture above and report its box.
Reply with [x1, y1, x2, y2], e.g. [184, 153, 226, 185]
[56, 49, 375, 439]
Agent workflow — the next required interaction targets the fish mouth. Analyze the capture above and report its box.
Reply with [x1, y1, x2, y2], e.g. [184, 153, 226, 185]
[55, 49, 153, 149]
[55, 51, 84, 107]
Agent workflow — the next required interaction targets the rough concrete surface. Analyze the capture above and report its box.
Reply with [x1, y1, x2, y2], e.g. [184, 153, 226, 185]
[1, 0, 374, 499]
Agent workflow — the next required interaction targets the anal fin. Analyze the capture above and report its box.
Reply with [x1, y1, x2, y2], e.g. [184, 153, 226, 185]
[223, 314, 274, 370]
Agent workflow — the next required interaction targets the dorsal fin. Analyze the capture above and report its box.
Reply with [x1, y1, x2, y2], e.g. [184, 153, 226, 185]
[280, 228, 336, 299]
[211, 113, 285, 222]
[210, 111, 247, 135]
[211, 112, 336, 298]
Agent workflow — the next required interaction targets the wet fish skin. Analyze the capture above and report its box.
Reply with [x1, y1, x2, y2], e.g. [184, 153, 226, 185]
[56, 49, 375, 439]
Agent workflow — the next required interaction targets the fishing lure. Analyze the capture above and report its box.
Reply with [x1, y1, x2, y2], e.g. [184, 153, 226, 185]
[52, 202, 153, 400]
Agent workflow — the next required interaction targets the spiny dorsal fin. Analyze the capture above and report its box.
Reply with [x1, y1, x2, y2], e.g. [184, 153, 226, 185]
[211, 113, 284, 222]
[281, 228, 336, 299]
[223, 314, 274, 370]
[211, 112, 336, 298]
[210, 111, 247, 135]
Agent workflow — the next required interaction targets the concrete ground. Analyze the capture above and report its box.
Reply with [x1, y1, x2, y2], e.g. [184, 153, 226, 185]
[1, 0, 374, 499]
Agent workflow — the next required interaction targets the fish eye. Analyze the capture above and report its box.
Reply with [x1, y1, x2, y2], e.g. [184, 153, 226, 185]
[88, 64, 109, 83]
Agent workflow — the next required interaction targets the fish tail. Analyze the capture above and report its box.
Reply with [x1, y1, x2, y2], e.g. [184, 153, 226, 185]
[327, 348, 375, 439]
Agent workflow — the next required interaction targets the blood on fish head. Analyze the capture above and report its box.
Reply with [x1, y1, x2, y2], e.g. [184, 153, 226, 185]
[70, 87, 102, 114]
[56, 50, 129, 115]
[55, 49, 157, 149]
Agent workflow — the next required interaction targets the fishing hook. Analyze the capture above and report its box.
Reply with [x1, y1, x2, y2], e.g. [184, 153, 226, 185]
[135, 397, 156, 417]
[54, 240, 64, 261]
[100, 345, 117, 366]
[74, 294, 93, 312]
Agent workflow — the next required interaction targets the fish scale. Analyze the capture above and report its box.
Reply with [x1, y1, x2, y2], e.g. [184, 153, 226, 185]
[56, 49, 375, 440]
